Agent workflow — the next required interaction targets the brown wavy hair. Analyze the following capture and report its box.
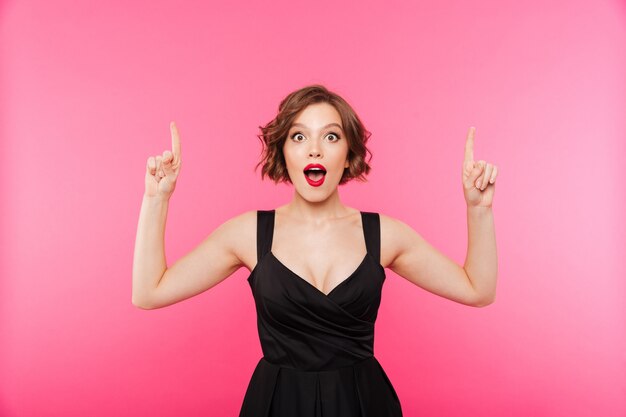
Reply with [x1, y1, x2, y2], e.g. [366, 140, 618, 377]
[255, 84, 372, 185]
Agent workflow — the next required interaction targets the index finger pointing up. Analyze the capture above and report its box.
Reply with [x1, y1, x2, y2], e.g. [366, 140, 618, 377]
[170, 121, 181, 163]
[464, 126, 475, 163]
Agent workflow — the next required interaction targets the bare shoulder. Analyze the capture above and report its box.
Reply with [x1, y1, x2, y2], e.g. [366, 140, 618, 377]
[379, 212, 415, 236]
[222, 208, 257, 231]
[378, 212, 420, 269]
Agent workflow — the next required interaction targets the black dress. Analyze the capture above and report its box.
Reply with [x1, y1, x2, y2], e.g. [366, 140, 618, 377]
[239, 209, 403, 417]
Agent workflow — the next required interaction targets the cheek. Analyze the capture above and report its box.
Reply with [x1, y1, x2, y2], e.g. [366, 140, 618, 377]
[282, 146, 300, 173]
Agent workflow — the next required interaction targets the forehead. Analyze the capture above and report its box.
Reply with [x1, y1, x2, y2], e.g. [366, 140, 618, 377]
[291, 102, 342, 128]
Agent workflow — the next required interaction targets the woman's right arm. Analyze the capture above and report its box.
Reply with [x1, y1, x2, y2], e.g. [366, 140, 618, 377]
[132, 122, 251, 309]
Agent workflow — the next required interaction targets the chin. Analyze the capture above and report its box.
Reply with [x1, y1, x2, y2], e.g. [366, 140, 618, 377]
[296, 182, 338, 199]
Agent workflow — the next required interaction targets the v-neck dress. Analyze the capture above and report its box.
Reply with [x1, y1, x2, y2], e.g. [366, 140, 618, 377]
[238, 209, 403, 417]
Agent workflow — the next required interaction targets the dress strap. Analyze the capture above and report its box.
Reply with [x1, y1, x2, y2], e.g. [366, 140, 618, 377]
[256, 210, 275, 262]
[361, 211, 381, 264]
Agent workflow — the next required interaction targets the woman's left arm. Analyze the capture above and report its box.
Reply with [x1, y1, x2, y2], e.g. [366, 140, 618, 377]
[383, 127, 498, 307]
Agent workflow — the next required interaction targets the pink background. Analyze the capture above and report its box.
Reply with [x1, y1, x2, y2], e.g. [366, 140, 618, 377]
[1, 0, 625, 416]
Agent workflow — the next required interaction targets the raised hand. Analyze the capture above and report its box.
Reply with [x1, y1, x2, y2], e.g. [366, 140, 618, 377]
[144, 121, 183, 200]
[462, 127, 498, 208]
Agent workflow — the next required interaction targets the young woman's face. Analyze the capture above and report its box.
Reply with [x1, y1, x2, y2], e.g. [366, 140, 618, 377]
[283, 102, 350, 198]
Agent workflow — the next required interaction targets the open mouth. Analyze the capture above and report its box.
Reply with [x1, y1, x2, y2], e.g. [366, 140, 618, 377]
[303, 164, 327, 186]
[304, 168, 326, 181]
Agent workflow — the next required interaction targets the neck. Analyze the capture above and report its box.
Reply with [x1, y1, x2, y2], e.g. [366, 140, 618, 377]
[282, 187, 351, 222]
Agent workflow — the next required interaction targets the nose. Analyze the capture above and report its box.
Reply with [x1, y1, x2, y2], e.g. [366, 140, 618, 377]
[308, 140, 322, 158]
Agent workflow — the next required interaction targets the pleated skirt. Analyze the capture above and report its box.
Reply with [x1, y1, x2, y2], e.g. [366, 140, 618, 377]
[239, 356, 403, 417]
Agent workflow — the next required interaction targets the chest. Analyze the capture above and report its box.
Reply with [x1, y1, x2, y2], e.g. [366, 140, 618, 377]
[270, 220, 368, 294]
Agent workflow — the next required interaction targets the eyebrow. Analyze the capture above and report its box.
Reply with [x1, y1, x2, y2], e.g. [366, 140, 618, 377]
[290, 122, 344, 131]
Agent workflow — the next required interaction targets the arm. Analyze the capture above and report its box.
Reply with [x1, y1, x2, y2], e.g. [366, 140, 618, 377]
[132, 122, 253, 310]
[386, 126, 499, 307]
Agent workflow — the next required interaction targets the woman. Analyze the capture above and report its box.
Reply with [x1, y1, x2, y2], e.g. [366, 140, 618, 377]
[132, 84, 499, 416]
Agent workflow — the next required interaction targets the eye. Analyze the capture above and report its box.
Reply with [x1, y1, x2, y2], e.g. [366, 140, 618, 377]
[327, 132, 341, 142]
[290, 132, 305, 142]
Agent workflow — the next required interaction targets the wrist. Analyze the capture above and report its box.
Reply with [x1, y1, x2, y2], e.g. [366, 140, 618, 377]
[467, 205, 492, 213]
[143, 194, 170, 204]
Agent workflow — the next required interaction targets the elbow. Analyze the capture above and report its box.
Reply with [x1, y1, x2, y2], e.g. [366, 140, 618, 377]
[473, 292, 496, 308]
[132, 301, 153, 310]
[132, 294, 154, 310]
[132, 299, 150, 310]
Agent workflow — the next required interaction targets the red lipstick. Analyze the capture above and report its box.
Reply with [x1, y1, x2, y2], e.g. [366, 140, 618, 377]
[303, 163, 327, 187]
